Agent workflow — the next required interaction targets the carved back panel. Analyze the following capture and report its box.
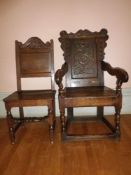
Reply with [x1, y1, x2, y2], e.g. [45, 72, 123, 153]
[16, 37, 55, 90]
[59, 29, 108, 87]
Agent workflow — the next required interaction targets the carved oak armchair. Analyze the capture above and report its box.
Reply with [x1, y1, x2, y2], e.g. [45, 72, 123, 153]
[55, 29, 129, 141]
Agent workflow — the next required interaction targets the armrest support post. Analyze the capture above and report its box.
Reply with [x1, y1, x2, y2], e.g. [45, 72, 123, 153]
[55, 62, 68, 94]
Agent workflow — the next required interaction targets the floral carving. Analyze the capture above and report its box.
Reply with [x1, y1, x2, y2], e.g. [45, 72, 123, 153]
[71, 40, 97, 78]
[59, 29, 108, 79]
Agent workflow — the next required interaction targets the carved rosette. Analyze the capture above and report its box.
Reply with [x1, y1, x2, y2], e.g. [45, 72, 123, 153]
[71, 40, 96, 78]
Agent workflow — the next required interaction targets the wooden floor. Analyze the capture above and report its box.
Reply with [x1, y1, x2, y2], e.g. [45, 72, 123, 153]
[0, 116, 131, 175]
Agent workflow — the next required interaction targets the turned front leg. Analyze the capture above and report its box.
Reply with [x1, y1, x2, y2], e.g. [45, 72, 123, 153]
[60, 107, 66, 132]
[6, 107, 15, 144]
[114, 106, 121, 137]
[48, 100, 55, 144]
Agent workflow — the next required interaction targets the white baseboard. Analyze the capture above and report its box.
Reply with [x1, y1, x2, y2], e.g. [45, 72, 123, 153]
[0, 88, 131, 118]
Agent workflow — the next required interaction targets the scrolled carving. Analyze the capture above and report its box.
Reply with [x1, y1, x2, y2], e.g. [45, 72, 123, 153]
[101, 61, 129, 91]
[21, 37, 51, 48]
[60, 28, 108, 39]
[55, 62, 68, 91]
[59, 29, 108, 62]
[58, 29, 109, 85]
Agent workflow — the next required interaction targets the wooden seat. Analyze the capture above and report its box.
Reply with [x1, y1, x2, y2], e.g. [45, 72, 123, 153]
[3, 37, 56, 144]
[55, 29, 129, 142]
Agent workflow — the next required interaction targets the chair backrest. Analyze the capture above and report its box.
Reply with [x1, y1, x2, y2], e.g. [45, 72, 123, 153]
[59, 29, 108, 87]
[15, 37, 55, 90]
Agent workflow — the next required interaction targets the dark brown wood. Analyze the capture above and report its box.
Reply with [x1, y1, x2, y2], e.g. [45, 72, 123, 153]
[55, 29, 129, 142]
[3, 37, 56, 144]
[101, 61, 129, 91]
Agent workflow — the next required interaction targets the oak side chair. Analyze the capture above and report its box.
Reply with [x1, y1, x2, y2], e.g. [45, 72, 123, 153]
[3, 37, 56, 144]
[55, 29, 129, 142]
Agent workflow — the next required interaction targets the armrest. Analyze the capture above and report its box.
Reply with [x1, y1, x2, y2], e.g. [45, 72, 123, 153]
[101, 61, 129, 91]
[55, 62, 68, 91]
